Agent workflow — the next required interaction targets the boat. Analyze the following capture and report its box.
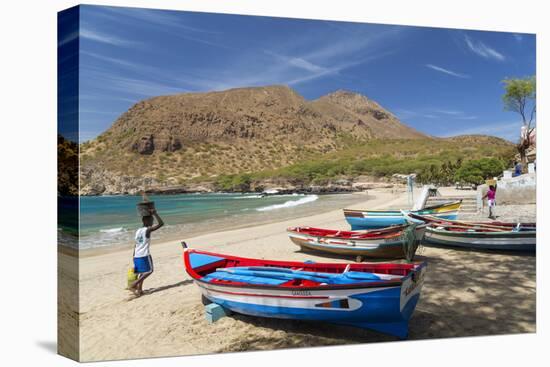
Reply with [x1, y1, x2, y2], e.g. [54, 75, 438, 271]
[403, 212, 536, 252]
[286, 224, 426, 261]
[183, 245, 427, 339]
[343, 200, 462, 230]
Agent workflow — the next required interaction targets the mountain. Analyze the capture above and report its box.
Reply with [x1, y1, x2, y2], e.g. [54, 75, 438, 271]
[80, 85, 428, 194]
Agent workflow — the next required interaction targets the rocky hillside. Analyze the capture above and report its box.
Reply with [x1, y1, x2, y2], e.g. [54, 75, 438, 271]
[58, 134, 78, 196]
[80, 86, 426, 194]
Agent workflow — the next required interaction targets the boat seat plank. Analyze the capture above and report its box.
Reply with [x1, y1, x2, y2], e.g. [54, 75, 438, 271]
[202, 271, 288, 285]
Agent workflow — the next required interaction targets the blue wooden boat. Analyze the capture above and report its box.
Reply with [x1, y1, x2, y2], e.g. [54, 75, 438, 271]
[183, 246, 427, 339]
[343, 200, 462, 230]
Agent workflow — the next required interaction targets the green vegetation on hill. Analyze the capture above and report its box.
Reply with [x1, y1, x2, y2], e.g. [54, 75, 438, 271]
[212, 136, 515, 191]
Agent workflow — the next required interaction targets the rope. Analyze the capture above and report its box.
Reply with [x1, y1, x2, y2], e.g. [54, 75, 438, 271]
[400, 224, 420, 262]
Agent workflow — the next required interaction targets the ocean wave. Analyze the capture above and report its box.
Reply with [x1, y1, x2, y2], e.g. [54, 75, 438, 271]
[233, 193, 307, 199]
[99, 227, 126, 233]
[256, 195, 319, 212]
[232, 195, 263, 199]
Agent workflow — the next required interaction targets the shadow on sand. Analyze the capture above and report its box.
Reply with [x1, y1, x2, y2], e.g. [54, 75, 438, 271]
[144, 279, 194, 296]
[216, 245, 535, 352]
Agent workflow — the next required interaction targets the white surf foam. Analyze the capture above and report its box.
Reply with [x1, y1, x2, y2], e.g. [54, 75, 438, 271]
[99, 227, 126, 233]
[256, 195, 319, 212]
[232, 195, 263, 199]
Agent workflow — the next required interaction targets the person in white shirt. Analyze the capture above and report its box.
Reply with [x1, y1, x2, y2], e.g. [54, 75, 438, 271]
[129, 209, 164, 296]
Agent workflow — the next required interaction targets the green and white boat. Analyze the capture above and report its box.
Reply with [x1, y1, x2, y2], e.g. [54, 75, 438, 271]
[403, 212, 536, 252]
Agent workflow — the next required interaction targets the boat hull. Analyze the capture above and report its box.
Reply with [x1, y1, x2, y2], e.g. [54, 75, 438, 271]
[195, 266, 425, 339]
[287, 226, 426, 259]
[423, 227, 536, 251]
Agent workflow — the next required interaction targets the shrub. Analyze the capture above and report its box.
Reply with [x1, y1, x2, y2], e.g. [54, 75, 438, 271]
[454, 158, 505, 185]
[215, 174, 252, 192]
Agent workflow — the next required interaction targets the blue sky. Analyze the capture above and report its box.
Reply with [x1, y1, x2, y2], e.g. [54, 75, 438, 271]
[68, 5, 536, 142]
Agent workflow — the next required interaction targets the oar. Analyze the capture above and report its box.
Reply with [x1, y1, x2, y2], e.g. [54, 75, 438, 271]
[421, 215, 516, 231]
[449, 219, 520, 230]
[216, 268, 336, 284]
[431, 224, 510, 233]
[230, 266, 342, 279]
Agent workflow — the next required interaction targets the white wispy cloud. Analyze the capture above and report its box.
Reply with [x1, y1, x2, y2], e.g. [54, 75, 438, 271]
[94, 7, 232, 50]
[260, 50, 380, 87]
[396, 108, 478, 121]
[79, 17, 404, 98]
[58, 31, 78, 47]
[81, 51, 224, 92]
[464, 35, 506, 61]
[264, 51, 328, 73]
[100, 6, 221, 35]
[306, 27, 401, 62]
[286, 59, 362, 86]
[426, 64, 470, 78]
[81, 68, 189, 97]
[432, 109, 463, 115]
[433, 109, 477, 120]
[394, 109, 438, 119]
[80, 51, 142, 69]
[513, 34, 523, 42]
[194, 29, 400, 91]
[80, 28, 138, 47]
[79, 94, 139, 104]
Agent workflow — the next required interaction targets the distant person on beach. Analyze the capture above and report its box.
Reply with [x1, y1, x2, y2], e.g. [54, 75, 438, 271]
[513, 161, 522, 177]
[482, 185, 497, 219]
[129, 209, 164, 297]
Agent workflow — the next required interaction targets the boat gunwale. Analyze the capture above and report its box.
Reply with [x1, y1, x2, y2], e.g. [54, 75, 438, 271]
[286, 225, 411, 241]
[287, 224, 426, 243]
[290, 235, 406, 249]
[290, 238, 410, 258]
[343, 200, 462, 215]
[426, 226, 536, 238]
[404, 212, 536, 237]
[183, 249, 425, 292]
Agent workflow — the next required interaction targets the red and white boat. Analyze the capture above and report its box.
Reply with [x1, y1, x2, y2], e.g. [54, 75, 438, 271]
[287, 224, 426, 261]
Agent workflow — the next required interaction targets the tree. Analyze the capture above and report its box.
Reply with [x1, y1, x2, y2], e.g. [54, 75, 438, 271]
[502, 76, 536, 167]
[454, 158, 505, 186]
[416, 158, 463, 185]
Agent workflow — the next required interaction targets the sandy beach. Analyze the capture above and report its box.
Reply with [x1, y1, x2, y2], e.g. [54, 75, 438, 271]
[59, 187, 536, 362]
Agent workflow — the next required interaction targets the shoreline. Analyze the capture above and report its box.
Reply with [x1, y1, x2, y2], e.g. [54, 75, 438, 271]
[78, 187, 391, 197]
[71, 190, 381, 258]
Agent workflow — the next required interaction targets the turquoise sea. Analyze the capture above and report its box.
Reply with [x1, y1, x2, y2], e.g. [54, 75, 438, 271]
[73, 193, 361, 250]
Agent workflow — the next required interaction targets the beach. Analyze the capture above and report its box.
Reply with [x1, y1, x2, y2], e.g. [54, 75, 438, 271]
[60, 187, 536, 361]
